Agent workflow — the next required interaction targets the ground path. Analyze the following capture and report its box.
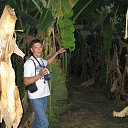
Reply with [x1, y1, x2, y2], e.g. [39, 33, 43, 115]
[59, 76, 128, 128]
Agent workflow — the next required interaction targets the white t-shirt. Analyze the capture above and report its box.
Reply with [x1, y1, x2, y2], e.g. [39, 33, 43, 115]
[24, 56, 50, 99]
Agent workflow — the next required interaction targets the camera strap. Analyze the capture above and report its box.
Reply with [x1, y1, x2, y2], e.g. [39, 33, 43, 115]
[32, 56, 48, 83]
[31, 56, 50, 83]
[30, 59, 36, 75]
[32, 55, 45, 68]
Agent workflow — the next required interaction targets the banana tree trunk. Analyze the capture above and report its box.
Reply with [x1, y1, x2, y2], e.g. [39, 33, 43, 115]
[0, 5, 24, 128]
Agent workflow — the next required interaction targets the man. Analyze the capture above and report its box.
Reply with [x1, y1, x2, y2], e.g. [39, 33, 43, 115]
[23, 39, 65, 128]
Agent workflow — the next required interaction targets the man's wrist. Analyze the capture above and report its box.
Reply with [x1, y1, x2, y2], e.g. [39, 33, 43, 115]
[39, 69, 44, 76]
[55, 52, 59, 56]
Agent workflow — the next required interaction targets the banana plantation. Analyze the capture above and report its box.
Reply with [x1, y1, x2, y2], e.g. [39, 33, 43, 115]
[0, 0, 128, 128]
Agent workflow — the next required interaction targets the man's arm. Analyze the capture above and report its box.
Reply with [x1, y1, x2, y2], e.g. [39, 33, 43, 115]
[24, 74, 42, 86]
[24, 68, 48, 86]
[47, 48, 65, 64]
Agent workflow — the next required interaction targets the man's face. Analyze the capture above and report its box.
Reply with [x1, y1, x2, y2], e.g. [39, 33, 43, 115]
[31, 43, 43, 58]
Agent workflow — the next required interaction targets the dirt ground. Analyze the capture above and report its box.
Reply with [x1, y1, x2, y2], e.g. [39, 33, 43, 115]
[59, 76, 128, 128]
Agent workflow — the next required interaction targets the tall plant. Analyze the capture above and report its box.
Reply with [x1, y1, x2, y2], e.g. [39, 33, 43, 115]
[0, 0, 78, 127]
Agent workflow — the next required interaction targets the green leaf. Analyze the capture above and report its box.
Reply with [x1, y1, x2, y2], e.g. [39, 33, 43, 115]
[65, 26, 75, 32]
[59, 19, 73, 28]
[42, 0, 47, 8]
[16, 8, 39, 27]
[69, 0, 78, 8]
[61, 32, 74, 39]
[61, 0, 71, 13]
[62, 42, 75, 51]
[32, 0, 42, 13]
[38, 8, 54, 30]
[10, 0, 36, 13]
[62, 37, 75, 43]
[64, 10, 74, 18]
[52, 0, 63, 17]
[73, 0, 93, 22]
[102, 16, 113, 56]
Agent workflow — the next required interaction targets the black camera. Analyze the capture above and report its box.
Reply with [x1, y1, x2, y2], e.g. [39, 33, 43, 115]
[26, 83, 38, 93]
[44, 73, 51, 80]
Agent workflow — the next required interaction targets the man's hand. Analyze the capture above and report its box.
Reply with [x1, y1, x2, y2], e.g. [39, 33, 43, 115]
[39, 68, 48, 76]
[56, 48, 65, 54]
[47, 48, 65, 64]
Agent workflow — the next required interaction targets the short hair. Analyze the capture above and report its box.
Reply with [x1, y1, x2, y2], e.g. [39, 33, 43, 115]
[29, 39, 42, 48]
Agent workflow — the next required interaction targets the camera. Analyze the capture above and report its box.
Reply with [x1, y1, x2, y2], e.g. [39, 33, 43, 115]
[26, 83, 38, 93]
[44, 73, 51, 80]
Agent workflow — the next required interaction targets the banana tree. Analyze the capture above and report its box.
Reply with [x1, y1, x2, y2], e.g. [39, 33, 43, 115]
[0, 0, 78, 127]
[70, 0, 127, 99]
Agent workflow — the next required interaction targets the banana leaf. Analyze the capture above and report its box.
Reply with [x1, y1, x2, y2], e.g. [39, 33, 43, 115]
[16, 8, 39, 27]
[61, 0, 78, 14]
[6, 0, 36, 12]
[69, 0, 79, 8]
[38, 8, 54, 30]
[52, 0, 63, 17]
[62, 0, 71, 12]
[72, 0, 115, 21]
[14, 8, 53, 31]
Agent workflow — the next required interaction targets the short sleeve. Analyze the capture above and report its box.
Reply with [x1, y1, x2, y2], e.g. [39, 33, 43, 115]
[42, 59, 48, 67]
[24, 59, 35, 77]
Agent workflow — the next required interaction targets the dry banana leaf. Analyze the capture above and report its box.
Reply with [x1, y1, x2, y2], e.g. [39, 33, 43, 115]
[0, 5, 25, 128]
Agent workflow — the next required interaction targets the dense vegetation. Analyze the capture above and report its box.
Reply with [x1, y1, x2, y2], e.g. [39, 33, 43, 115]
[0, 0, 128, 127]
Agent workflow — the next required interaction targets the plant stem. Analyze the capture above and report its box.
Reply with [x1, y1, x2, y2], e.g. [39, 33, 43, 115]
[73, 0, 93, 23]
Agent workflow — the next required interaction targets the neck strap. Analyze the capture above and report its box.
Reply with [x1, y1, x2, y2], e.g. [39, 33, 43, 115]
[32, 56, 45, 68]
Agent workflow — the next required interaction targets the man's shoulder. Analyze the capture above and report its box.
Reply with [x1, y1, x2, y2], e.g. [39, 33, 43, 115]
[24, 56, 34, 65]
